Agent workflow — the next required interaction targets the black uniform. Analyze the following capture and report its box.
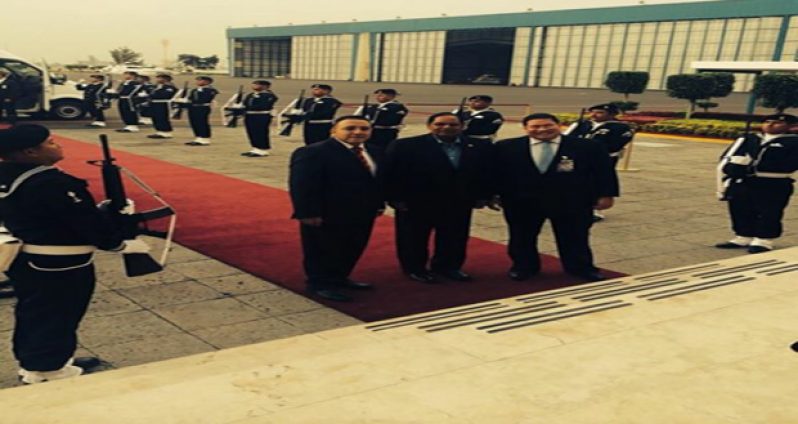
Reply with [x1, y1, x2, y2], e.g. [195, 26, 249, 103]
[114, 80, 143, 126]
[0, 163, 123, 372]
[721, 133, 798, 240]
[301, 96, 342, 145]
[462, 109, 504, 141]
[0, 75, 21, 125]
[565, 120, 635, 168]
[494, 135, 618, 276]
[243, 90, 278, 150]
[383, 134, 494, 274]
[188, 85, 219, 139]
[149, 83, 177, 132]
[364, 100, 408, 152]
[135, 82, 156, 120]
[76, 82, 108, 123]
[289, 139, 383, 291]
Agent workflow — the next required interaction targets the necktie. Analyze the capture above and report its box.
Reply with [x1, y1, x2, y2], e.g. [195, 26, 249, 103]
[536, 141, 555, 173]
[351, 145, 373, 174]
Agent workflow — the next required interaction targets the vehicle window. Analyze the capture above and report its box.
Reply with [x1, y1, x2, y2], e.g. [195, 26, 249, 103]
[0, 60, 43, 81]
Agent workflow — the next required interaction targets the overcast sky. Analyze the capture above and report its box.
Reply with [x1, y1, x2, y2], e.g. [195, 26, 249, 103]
[1, 0, 711, 64]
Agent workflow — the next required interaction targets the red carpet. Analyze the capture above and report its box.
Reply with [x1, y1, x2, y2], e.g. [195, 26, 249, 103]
[54, 134, 624, 322]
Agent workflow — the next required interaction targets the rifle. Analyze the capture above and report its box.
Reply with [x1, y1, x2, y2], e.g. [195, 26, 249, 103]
[277, 89, 306, 137]
[453, 97, 468, 123]
[354, 94, 370, 118]
[222, 85, 245, 128]
[716, 117, 753, 201]
[171, 81, 189, 119]
[89, 134, 177, 277]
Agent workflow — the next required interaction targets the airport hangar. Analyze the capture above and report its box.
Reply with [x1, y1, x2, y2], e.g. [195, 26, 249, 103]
[227, 0, 798, 93]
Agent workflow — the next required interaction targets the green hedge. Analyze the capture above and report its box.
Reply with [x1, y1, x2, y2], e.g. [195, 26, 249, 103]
[553, 114, 749, 139]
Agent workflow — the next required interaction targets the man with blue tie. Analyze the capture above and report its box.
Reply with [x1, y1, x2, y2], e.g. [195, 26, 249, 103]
[494, 113, 618, 282]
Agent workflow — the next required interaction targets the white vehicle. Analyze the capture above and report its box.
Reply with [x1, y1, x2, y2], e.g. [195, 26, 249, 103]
[101, 63, 170, 76]
[0, 50, 86, 120]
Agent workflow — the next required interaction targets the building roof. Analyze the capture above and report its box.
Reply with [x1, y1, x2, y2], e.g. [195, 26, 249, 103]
[228, 0, 798, 39]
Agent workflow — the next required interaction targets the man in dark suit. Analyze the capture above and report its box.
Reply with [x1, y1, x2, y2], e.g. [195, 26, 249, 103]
[494, 113, 618, 282]
[383, 112, 495, 283]
[289, 115, 384, 302]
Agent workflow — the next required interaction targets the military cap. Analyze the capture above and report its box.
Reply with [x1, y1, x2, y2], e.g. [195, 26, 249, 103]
[155, 73, 173, 80]
[0, 125, 50, 155]
[468, 95, 493, 102]
[252, 80, 271, 86]
[196, 75, 214, 83]
[89, 74, 105, 80]
[762, 113, 798, 124]
[311, 84, 333, 91]
[374, 88, 398, 95]
[588, 103, 620, 114]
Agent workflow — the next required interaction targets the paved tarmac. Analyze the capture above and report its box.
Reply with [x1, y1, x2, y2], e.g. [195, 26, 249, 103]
[1, 82, 795, 388]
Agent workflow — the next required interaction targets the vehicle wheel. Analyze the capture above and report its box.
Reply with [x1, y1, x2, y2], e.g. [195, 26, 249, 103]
[49, 100, 86, 120]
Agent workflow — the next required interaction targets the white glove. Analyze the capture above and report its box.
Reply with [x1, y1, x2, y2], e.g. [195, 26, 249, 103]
[121, 239, 151, 254]
[729, 155, 752, 166]
[106, 89, 117, 94]
[137, 92, 149, 98]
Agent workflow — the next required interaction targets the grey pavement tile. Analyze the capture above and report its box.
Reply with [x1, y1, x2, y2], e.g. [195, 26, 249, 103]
[85, 290, 144, 317]
[152, 298, 269, 331]
[196, 273, 282, 296]
[236, 289, 325, 317]
[79, 310, 184, 349]
[277, 309, 362, 334]
[117, 280, 226, 309]
[191, 318, 306, 349]
[89, 333, 216, 368]
[592, 237, 699, 263]
[167, 260, 242, 279]
[96, 268, 192, 290]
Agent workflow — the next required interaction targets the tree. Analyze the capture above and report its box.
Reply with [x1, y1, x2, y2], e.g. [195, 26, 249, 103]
[178, 54, 201, 68]
[753, 73, 798, 113]
[605, 71, 649, 101]
[706, 72, 735, 99]
[666, 73, 718, 119]
[199, 55, 219, 69]
[110, 47, 142, 65]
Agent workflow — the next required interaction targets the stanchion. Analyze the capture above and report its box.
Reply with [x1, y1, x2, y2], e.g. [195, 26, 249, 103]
[617, 140, 640, 172]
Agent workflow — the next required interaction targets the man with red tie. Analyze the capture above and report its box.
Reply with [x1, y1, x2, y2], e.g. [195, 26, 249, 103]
[289, 116, 384, 302]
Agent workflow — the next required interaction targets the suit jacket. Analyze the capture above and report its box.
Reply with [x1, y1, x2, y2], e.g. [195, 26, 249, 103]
[289, 138, 383, 224]
[494, 135, 619, 209]
[382, 134, 494, 206]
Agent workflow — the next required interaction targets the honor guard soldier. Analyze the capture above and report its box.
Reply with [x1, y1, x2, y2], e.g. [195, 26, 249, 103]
[185, 76, 219, 146]
[0, 125, 149, 384]
[0, 70, 21, 126]
[146, 74, 177, 139]
[301, 84, 342, 145]
[564, 103, 634, 221]
[110, 71, 143, 133]
[361, 88, 408, 153]
[76, 74, 109, 128]
[459, 95, 504, 141]
[715, 114, 798, 253]
[241, 80, 278, 157]
[135, 75, 155, 126]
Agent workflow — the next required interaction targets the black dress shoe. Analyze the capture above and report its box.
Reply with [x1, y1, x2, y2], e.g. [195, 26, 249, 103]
[339, 279, 373, 290]
[73, 357, 107, 372]
[508, 270, 531, 281]
[747, 245, 772, 254]
[307, 288, 352, 302]
[434, 269, 472, 282]
[570, 271, 606, 282]
[715, 241, 748, 249]
[147, 134, 170, 139]
[406, 272, 436, 283]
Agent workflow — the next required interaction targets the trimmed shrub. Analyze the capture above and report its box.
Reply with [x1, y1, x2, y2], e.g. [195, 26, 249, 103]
[605, 71, 650, 101]
[753, 73, 798, 112]
[666, 74, 718, 119]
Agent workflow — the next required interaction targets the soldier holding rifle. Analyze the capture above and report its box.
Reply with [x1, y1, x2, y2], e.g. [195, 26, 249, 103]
[146, 74, 177, 139]
[0, 125, 151, 384]
[239, 80, 278, 157]
[359, 88, 408, 154]
[459, 95, 504, 141]
[299, 84, 342, 145]
[715, 114, 798, 253]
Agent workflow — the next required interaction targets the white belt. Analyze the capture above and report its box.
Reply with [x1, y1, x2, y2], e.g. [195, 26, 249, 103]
[609, 152, 622, 157]
[120, 96, 133, 99]
[307, 120, 332, 124]
[469, 135, 494, 140]
[373, 125, 402, 130]
[151, 99, 171, 103]
[754, 172, 794, 179]
[246, 111, 273, 115]
[191, 103, 211, 107]
[22, 245, 96, 255]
